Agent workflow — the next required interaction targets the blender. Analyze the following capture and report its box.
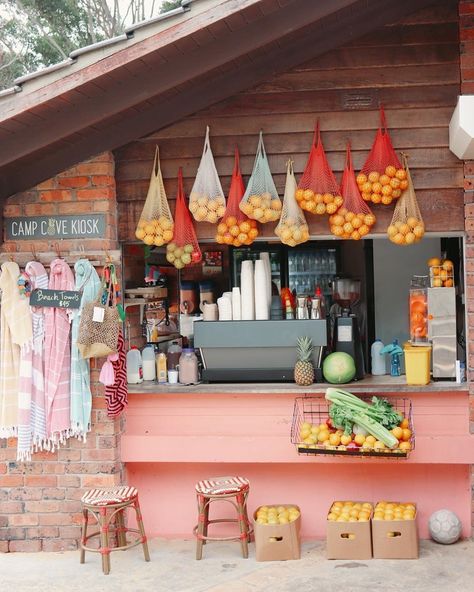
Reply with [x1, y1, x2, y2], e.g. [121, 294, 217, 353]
[331, 278, 365, 380]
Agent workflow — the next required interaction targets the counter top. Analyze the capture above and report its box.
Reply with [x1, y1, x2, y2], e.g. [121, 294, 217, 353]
[128, 375, 468, 395]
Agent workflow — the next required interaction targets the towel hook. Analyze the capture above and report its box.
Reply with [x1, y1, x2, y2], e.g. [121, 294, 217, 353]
[54, 242, 61, 259]
[31, 243, 38, 261]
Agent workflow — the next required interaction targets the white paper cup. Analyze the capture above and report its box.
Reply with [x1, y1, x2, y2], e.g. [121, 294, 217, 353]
[168, 369, 179, 384]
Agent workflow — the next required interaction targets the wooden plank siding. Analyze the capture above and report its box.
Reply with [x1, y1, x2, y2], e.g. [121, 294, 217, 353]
[115, 4, 463, 242]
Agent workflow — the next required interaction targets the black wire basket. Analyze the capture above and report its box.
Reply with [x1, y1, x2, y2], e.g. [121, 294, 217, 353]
[290, 395, 414, 458]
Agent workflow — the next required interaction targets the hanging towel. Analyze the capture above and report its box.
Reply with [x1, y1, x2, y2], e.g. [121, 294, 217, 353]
[43, 259, 74, 448]
[25, 262, 49, 452]
[70, 259, 100, 441]
[17, 262, 49, 460]
[105, 331, 128, 418]
[0, 262, 33, 439]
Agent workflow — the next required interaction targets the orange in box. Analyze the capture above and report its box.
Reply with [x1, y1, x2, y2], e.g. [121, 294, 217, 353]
[372, 501, 419, 559]
[253, 504, 301, 561]
[326, 501, 373, 560]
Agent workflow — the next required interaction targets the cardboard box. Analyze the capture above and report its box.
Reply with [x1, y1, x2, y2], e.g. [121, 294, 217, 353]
[253, 505, 301, 561]
[372, 504, 419, 559]
[326, 501, 373, 560]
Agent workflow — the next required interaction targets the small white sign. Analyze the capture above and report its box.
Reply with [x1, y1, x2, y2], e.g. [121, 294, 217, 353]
[93, 307, 105, 323]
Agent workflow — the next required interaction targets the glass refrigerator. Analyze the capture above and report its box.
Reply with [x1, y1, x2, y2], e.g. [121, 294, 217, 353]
[230, 242, 340, 302]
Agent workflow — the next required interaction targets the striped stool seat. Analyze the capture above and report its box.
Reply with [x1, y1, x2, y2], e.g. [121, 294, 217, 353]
[195, 476, 250, 496]
[80, 485, 149, 575]
[81, 486, 138, 506]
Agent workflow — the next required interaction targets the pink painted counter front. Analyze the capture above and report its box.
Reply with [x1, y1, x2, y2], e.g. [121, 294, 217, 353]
[123, 379, 473, 540]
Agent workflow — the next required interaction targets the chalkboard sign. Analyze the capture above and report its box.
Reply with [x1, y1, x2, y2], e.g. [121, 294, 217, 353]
[30, 289, 81, 309]
[6, 214, 105, 240]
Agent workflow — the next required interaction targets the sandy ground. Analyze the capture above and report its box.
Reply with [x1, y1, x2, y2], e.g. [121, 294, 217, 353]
[0, 538, 473, 592]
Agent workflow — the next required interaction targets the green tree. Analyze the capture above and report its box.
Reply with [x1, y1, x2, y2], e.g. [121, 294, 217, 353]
[160, 1, 182, 12]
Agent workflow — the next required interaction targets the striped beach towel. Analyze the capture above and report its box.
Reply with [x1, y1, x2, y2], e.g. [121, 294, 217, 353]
[0, 262, 33, 439]
[24, 262, 49, 455]
[70, 259, 100, 440]
[44, 259, 74, 448]
[105, 330, 128, 418]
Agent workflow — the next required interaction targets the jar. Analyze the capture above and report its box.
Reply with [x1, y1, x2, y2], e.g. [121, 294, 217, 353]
[178, 348, 199, 384]
[167, 341, 182, 370]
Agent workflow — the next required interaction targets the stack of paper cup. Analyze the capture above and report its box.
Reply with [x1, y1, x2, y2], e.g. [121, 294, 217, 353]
[240, 260, 255, 320]
[232, 287, 241, 320]
[260, 252, 272, 309]
[217, 296, 232, 320]
[255, 260, 269, 320]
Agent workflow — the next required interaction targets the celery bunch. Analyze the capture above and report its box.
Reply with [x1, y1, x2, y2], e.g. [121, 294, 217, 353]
[325, 388, 402, 449]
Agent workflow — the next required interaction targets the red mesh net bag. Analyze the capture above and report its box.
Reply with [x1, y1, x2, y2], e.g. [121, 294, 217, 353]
[329, 143, 376, 240]
[296, 121, 343, 216]
[166, 168, 202, 269]
[357, 106, 407, 206]
[387, 153, 425, 246]
[275, 159, 309, 246]
[135, 146, 174, 246]
[216, 148, 258, 247]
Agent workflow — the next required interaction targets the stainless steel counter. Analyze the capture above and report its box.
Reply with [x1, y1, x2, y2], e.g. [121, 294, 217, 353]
[127, 375, 468, 395]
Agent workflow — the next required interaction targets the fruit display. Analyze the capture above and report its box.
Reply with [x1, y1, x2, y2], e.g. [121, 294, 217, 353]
[275, 217, 309, 246]
[216, 216, 258, 247]
[292, 390, 413, 456]
[428, 257, 454, 288]
[135, 216, 174, 246]
[387, 217, 425, 246]
[329, 209, 375, 240]
[327, 501, 373, 523]
[294, 336, 314, 386]
[255, 505, 300, 525]
[295, 190, 343, 216]
[373, 502, 416, 521]
[356, 166, 407, 206]
[189, 194, 226, 223]
[240, 193, 282, 223]
[165, 242, 200, 269]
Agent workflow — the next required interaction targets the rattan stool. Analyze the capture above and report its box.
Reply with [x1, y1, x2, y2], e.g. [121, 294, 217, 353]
[80, 485, 150, 575]
[193, 476, 252, 560]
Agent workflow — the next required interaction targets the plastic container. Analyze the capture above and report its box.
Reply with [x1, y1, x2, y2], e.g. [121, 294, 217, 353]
[142, 345, 156, 381]
[178, 348, 199, 384]
[167, 341, 182, 370]
[127, 347, 143, 384]
[404, 342, 431, 385]
[409, 276, 428, 344]
[371, 340, 386, 375]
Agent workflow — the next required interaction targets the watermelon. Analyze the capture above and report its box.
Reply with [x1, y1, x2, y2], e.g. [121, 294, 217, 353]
[323, 352, 356, 384]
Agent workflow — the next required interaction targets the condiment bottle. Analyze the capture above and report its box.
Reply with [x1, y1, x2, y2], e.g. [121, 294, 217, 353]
[157, 352, 167, 384]
[178, 348, 199, 384]
[285, 298, 294, 320]
[142, 345, 156, 381]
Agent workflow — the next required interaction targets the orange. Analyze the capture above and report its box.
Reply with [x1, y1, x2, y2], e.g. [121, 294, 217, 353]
[379, 174, 391, 186]
[323, 193, 334, 204]
[442, 259, 454, 271]
[364, 214, 376, 226]
[356, 173, 367, 185]
[440, 269, 448, 281]
[381, 195, 392, 205]
[239, 221, 251, 234]
[237, 233, 247, 244]
[399, 223, 410, 236]
[303, 189, 314, 200]
[351, 230, 361, 240]
[223, 233, 233, 245]
[226, 216, 237, 228]
[343, 222, 353, 234]
[385, 165, 397, 178]
[217, 222, 227, 234]
[390, 178, 401, 189]
[362, 182, 372, 193]
[402, 428, 412, 441]
[271, 199, 282, 211]
[399, 179, 409, 190]
[315, 193, 324, 204]
[413, 225, 424, 238]
[326, 203, 338, 214]
[372, 182, 383, 194]
[400, 418, 409, 429]
[361, 192, 372, 201]
[249, 228, 259, 239]
[351, 217, 362, 229]
[331, 225, 344, 237]
[229, 225, 240, 237]
[295, 189, 304, 201]
[395, 168, 407, 180]
[359, 224, 370, 237]
[334, 196, 344, 207]
[392, 189, 402, 199]
[345, 212, 355, 222]
[368, 171, 380, 183]
[382, 185, 393, 196]
[371, 194, 382, 204]
[407, 217, 419, 228]
[387, 224, 397, 237]
[444, 279, 454, 287]
[391, 427, 403, 440]
[399, 441, 411, 452]
[316, 203, 327, 215]
[392, 233, 404, 245]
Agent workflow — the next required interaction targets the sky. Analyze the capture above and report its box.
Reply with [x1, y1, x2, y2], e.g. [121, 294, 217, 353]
[117, 0, 166, 25]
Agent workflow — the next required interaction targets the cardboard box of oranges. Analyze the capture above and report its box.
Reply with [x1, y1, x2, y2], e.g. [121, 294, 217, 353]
[253, 504, 301, 561]
[371, 501, 419, 559]
[326, 501, 373, 560]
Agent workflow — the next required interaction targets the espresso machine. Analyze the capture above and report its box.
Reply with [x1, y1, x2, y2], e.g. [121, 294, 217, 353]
[331, 278, 365, 380]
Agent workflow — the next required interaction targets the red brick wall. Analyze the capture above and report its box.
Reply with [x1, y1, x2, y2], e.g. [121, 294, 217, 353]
[0, 152, 125, 552]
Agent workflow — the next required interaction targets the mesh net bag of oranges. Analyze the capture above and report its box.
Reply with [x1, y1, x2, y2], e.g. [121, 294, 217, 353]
[387, 153, 425, 246]
[166, 168, 202, 269]
[189, 126, 226, 223]
[216, 148, 259, 247]
[356, 107, 407, 206]
[295, 121, 343, 216]
[239, 131, 282, 223]
[329, 143, 376, 240]
[275, 159, 309, 246]
[135, 146, 174, 246]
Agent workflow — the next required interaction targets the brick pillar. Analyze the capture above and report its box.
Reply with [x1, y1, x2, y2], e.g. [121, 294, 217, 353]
[0, 152, 125, 553]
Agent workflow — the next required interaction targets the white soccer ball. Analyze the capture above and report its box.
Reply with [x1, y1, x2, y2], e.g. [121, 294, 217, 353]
[428, 509, 462, 544]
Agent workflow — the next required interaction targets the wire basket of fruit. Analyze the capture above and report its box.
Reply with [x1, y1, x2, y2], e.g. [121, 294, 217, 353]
[291, 389, 414, 458]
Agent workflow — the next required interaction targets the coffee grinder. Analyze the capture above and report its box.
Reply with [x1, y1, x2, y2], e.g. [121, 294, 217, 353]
[331, 278, 365, 379]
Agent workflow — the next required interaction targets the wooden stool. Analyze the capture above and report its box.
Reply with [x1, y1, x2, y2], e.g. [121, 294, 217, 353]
[193, 476, 252, 560]
[80, 485, 150, 575]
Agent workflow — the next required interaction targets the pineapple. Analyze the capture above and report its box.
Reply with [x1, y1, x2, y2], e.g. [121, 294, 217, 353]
[294, 336, 314, 386]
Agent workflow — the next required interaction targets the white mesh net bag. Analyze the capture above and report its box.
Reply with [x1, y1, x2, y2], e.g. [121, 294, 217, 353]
[189, 126, 226, 223]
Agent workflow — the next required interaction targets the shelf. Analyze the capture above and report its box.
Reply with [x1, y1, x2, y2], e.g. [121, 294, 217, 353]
[288, 271, 335, 276]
